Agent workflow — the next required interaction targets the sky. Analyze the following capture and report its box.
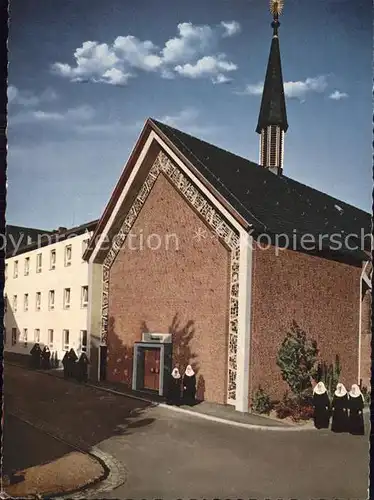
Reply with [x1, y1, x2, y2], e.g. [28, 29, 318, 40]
[7, 0, 372, 229]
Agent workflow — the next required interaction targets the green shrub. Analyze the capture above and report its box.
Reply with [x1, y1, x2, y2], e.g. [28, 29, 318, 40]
[274, 392, 298, 419]
[276, 321, 319, 400]
[252, 386, 272, 415]
[361, 386, 371, 405]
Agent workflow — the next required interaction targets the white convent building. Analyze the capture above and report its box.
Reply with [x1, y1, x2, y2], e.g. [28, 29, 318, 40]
[4, 220, 97, 364]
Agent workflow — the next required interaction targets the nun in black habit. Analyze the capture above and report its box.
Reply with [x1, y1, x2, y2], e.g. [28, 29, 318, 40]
[348, 384, 365, 435]
[167, 368, 181, 405]
[331, 383, 349, 433]
[41, 346, 51, 370]
[62, 351, 69, 378]
[76, 353, 90, 382]
[182, 365, 196, 405]
[67, 348, 78, 378]
[312, 381, 331, 429]
[30, 343, 42, 369]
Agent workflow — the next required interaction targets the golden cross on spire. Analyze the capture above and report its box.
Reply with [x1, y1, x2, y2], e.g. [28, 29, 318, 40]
[270, 0, 284, 18]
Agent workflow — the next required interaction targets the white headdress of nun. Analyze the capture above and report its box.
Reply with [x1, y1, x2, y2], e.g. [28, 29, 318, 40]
[313, 381, 327, 395]
[349, 384, 364, 400]
[184, 365, 195, 376]
[334, 383, 347, 397]
[171, 367, 181, 379]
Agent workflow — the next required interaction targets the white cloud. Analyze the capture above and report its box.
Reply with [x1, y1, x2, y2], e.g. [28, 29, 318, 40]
[156, 107, 224, 138]
[8, 85, 59, 106]
[52, 21, 239, 86]
[175, 55, 237, 83]
[220, 21, 241, 37]
[237, 75, 329, 100]
[329, 90, 349, 100]
[11, 105, 95, 125]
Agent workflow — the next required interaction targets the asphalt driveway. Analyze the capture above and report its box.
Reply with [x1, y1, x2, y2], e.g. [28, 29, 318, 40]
[4, 363, 369, 499]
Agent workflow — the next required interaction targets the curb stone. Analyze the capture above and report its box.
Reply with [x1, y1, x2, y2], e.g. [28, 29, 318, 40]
[55, 447, 127, 499]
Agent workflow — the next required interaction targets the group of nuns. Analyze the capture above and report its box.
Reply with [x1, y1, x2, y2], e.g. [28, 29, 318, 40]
[313, 382, 365, 435]
[167, 365, 196, 406]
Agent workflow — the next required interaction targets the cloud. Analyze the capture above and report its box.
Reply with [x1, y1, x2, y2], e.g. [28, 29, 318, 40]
[156, 107, 224, 139]
[329, 90, 349, 100]
[10, 105, 95, 125]
[52, 21, 238, 86]
[237, 75, 329, 100]
[8, 85, 59, 106]
[220, 21, 241, 37]
[174, 55, 237, 83]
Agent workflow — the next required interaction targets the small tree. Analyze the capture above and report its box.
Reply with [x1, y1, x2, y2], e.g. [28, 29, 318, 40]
[276, 321, 319, 401]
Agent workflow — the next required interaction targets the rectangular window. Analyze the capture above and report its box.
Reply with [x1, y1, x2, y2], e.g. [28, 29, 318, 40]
[63, 329, 70, 351]
[82, 239, 89, 258]
[23, 328, 28, 347]
[63, 288, 71, 309]
[48, 290, 55, 310]
[80, 330, 88, 352]
[48, 329, 54, 348]
[36, 292, 41, 311]
[24, 257, 30, 276]
[11, 328, 17, 345]
[13, 295, 17, 312]
[34, 329, 40, 343]
[36, 253, 42, 273]
[65, 245, 72, 266]
[24, 293, 29, 311]
[14, 261, 18, 278]
[50, 249, 56, 270]
[81, 286, 88, 308]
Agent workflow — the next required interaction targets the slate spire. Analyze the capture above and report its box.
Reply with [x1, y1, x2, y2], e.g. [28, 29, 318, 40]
[256, 0, 288, 175]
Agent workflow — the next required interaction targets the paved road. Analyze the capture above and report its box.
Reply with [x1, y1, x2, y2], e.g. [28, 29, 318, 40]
[3, 412, 73, 476]
[94, 405, 369, 500]
[4, 364, 370, 499]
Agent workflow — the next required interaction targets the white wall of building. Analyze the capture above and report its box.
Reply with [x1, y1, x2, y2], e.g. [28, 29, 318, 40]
[4, 231, 92, 363]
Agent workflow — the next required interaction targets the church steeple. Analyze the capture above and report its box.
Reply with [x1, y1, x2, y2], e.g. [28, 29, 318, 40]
[256, 0, 288, 175]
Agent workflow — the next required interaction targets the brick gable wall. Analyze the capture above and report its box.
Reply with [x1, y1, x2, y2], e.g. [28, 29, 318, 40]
[107, 173, 230, 404]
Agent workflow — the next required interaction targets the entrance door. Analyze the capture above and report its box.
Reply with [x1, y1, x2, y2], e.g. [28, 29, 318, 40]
[143, 348, 160, 391]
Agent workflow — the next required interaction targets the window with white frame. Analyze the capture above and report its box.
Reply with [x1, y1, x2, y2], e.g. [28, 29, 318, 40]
[13, 295, 17, 312]
[36, 292, 41, 311]
[50, 249, 56, 270]
[63, 288, 71, 309]
[81, 286, 88, 308]
[23, 328, 28, 347]
[14, 260, 18, 278]
[62, 329, 70, 350]
[24, 293, 29, 311]
[34, 329, 40, 343]
[80, 330, 88, 352]
[36, 253, 42, 273]
[48, 329, 54, 348]
[48, 290, 55, 310]
[82, 238, 89, 258]
[11, 328, 17, 345]
[65, 245, 72, 266]
[24, 257, 30, 276]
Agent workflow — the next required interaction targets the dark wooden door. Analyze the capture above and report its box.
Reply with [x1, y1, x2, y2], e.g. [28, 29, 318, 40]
[143, 349, 160, 391]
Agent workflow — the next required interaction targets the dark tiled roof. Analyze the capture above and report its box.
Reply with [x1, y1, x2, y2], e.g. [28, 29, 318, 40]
[151, 119, 370, 261]
[256, 31, 288, 133]
[6, 220, 99, 258]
